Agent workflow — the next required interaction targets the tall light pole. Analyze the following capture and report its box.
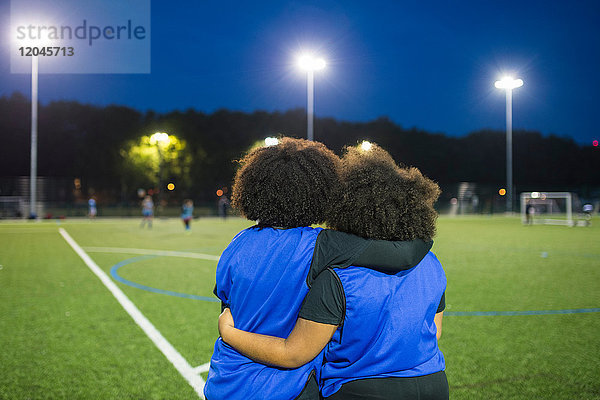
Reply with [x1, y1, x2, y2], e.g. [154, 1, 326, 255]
[17, 29, 53, 219]
[494, 76, 523, 213]
[29, 55, 39, 218]
[297, 54, 326, 141]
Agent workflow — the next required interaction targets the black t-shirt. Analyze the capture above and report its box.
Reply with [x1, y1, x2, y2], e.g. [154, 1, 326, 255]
[299, 268, 446, 325]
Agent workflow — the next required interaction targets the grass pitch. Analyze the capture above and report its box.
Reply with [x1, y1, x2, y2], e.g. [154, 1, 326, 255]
[0, 216, 598, 399]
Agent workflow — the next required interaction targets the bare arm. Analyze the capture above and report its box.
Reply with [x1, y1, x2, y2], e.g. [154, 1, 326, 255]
[434, 311, 443, 340]
[218, 308, 338, 369]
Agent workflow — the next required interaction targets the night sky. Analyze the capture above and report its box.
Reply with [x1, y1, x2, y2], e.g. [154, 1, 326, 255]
[1, 0, 599, 144]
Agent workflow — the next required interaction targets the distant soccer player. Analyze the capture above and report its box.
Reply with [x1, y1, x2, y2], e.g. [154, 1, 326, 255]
[526, 200, 535, 225]
[583, 203, 593, 226]
[181, 199, 194, 231]
[88, 197, 97, 219]
[140, 195, 154, 228]
[218, 143, 448, 400]
[218, 195, 230, 219]
[204, 138, 432, 400]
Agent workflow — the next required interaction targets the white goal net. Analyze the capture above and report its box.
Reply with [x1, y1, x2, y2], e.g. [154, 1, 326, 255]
[0, 196, 25, 218]
[520, 192, 575, 226]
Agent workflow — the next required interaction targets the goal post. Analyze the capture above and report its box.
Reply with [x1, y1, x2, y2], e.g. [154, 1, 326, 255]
[520, 192, 574, 226]
[0, 196, 26, 218]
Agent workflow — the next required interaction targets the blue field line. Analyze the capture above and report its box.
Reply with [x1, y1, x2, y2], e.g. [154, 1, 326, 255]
[110, 255, 220, 303]
[445, 308, 600, 316]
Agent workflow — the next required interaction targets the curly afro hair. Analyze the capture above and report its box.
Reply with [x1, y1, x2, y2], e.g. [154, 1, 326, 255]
[231, 137, 341, 228]
[327, 143, 440, 241]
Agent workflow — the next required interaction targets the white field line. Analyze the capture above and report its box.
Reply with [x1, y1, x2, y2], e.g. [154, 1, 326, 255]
[84, 246, 220, 261]
[192, 362, 212, 375]
[59, 228, 206, 398]
[0, 228, 63, 233]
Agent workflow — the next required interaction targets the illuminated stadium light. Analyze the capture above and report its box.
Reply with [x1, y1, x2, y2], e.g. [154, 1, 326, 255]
[494, 75, 524, 213]
[360, 141, 373, 151]
[150, 132, 169, 145]
[297, 54, 326, 71]
[12, 16, 58, 48]
[494, 76, 524, 89]
[296, 52, 326, 141]
[264, 137, 279, 147]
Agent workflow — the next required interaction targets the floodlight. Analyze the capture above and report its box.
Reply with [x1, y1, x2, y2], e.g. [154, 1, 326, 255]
[150, 132, 169, 145]
[494, 77, 524, 89]
[264, 137, 279, 147]
[360, 141, 373, 151]
[297, 54, 326, 71]
[12, 18, 57, 48]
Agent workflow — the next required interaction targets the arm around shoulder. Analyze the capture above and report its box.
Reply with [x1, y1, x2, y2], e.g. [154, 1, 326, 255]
[218, 309, 337, 369]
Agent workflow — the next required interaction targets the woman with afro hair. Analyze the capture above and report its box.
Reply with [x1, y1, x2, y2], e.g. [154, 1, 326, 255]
[218, 143, 448, 400]
[204, 138, 433, 400]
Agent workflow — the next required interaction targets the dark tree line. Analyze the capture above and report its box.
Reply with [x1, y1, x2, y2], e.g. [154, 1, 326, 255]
[0, 92, 598, 204]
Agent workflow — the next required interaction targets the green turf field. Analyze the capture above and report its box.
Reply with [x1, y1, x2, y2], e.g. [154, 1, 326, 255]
[1, 216, 598, 399]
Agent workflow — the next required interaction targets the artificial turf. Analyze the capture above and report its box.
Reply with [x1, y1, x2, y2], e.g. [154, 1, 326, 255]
[0, 216, 598, 399]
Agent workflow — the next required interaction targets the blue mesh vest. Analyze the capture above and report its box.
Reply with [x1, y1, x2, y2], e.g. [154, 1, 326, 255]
[321, 252, 446, 398]
[205, 226, 324, 400]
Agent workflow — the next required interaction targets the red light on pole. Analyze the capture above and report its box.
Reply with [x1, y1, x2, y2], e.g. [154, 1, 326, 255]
[593, 140, 599, 147]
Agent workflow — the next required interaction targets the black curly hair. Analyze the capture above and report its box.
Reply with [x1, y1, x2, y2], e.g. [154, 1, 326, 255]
[327, 143, 440, 241]
[231, 137, 341, 228]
